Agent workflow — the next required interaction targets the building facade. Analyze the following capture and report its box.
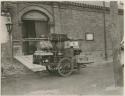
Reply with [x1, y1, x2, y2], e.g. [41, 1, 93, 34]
[1, 1, 124, 60]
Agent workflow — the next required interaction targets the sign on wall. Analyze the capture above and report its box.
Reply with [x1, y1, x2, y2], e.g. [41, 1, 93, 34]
[85, 33, 94, 41]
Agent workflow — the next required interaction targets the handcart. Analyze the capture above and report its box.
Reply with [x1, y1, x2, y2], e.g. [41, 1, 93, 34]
[33, 33, 94, 76]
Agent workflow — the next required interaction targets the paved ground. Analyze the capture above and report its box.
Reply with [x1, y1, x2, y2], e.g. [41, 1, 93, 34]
[1, 61, 123, 96]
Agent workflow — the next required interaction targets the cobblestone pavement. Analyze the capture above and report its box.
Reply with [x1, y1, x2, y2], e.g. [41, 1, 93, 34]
[1, 61, 123, 96]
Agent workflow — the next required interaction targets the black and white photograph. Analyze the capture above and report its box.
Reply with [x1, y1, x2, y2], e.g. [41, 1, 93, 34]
[1, 1, 124, 96]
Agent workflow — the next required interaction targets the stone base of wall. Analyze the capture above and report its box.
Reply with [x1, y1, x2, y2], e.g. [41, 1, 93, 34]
[1, 42, 23, 58]
[81, 50, 113, 62]
[13, 45, 23, 56]
[1, 43, 11, 58]
[13, 41, 23, 56]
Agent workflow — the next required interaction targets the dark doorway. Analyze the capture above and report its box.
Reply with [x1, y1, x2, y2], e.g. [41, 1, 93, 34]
[35, 21, 49, 38]
[22, 20, 49, 55]
[23, 20, 36, 55]
[23, 20, 36, 38]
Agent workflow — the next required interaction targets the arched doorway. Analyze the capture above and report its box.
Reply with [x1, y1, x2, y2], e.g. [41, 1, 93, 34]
[22, 10, 50, 55]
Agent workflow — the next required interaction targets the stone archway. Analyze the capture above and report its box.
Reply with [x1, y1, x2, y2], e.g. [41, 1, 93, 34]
[19, 6, 54, 37]
[19, 6, 53, 23]
[19, 6, 54, 55]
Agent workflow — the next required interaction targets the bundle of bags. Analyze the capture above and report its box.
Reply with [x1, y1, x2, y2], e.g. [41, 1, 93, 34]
[64, 41, 79, 49]
[37, 40, 53, 50]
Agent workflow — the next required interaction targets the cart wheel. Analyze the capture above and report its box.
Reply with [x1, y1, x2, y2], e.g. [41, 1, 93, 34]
[46, 65, 57, 73]
[57, 57, 73, 77]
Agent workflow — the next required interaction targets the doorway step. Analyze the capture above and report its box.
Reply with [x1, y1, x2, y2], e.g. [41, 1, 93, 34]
[14, 55, 46, 72]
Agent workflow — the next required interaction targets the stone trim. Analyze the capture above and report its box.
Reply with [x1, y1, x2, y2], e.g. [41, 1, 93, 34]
[18, 5, 53, 23]
[58, 2, 123, 15]
[3, 1, 123, 15]
[41, 2, 123, 15]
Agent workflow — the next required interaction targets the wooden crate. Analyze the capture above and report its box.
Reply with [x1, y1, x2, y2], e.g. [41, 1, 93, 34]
[76, 55, 94, 64]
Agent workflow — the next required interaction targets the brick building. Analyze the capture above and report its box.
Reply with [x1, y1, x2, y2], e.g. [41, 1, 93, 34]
[1, 1, 124, 60]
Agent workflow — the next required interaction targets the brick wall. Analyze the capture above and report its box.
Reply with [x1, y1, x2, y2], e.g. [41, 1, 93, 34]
[59, 6, 123, 59]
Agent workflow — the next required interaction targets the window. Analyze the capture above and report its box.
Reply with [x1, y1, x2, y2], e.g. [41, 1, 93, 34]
[85, 33, 94, 41]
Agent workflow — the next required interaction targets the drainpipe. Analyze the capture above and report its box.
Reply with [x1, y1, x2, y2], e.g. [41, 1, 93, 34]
[103, 1, 107, 60]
